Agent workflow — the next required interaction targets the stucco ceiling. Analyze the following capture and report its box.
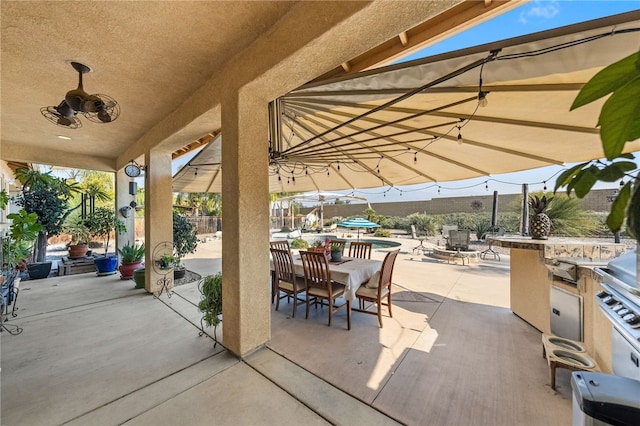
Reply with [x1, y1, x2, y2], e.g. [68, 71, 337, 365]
[1, 1, 299, 170]
[1, 1, 516, 173]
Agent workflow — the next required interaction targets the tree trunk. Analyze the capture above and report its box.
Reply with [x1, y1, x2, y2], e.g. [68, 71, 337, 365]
[34, 231, 48, 263]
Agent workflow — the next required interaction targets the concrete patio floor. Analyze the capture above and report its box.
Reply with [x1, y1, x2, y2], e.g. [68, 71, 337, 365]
[1, 236, 573, 425]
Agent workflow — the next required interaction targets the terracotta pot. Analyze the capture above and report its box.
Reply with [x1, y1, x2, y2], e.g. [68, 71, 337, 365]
[68, 244, 89, 259]
[119, 261, 142, 280]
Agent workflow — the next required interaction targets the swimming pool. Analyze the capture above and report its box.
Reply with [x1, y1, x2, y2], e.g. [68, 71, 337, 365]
[288, 236, 401, 250]
[353, 239, 402, 249]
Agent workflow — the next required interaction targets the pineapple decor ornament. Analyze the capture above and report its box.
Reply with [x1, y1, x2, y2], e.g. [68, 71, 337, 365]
[529, 195, 553, 240]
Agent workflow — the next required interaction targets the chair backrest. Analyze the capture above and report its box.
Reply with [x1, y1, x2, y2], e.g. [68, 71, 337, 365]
[270, 240, 290, 251]
[442, 225, 458, 236]
[448, 229, 470, 250]
[300, 250, 332, 292]
[376, 249, 400, 294]
[329, 239, 346, 255]
[270, 247, 296, 284]
[349, 241, 372, 259]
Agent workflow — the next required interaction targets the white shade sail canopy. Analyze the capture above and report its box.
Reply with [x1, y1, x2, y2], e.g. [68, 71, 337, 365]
[173, 12, 640, 194]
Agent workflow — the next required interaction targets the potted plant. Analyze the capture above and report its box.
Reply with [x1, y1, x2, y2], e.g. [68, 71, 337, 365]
[117, 241, 144, 280]
[173, 212, 198, 280]
[62, 217, 91, 259]
[87, 207, 126, 275]
[13, 168, 76, 274]
[310, 239, 325, 253]
[2, 203, 42, 278]
[198, 272, 222, 346]
[330, 242, 343, 262]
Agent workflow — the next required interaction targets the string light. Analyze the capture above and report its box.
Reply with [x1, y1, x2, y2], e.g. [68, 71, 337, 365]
[414, 152, 417, 163]
[478, 91, 488, 107]
[543, 181, 547, 191]
[194, 168, 198, 176]
[485, 181, 488, 191]
[457, 126, 463, 145]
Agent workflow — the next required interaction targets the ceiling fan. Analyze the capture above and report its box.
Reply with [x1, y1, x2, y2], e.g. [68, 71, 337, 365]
[40, 61, 120, 129]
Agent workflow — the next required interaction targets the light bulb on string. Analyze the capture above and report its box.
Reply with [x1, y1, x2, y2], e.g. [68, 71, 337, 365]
[543, 181, 547, 191]
[620, 179, 625, 187]
[478, 91, 488, 107]
[457, 126, 463, 145]
[414, 152, 417, 163]
[194, 168, 198, 176]
[437, 186, 441, 194]
[485, 181, 489, 191]
[337, 162, 340, 171]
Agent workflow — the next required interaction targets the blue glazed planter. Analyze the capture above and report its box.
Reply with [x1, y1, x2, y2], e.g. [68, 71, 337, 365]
[94, 256, 118, 275]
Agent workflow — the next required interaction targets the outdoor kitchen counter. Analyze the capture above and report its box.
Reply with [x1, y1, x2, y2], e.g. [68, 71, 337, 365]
[488, 236, 626, 371]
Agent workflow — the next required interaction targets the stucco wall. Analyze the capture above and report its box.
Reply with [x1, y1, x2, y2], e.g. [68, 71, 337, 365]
[299, 188, 617, 218]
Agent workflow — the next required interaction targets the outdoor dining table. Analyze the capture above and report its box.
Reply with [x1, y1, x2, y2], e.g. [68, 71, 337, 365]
[270, 253, 382, 303]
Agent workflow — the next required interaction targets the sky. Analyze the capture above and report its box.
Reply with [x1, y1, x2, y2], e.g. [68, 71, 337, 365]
[172, 0, 640, 204]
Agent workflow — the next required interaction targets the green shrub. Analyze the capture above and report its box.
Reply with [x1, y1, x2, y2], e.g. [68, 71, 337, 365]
[407, 213, 437, 236]
[374, 228, 392, 238]
[290, 238, 308, 249]
[472, 220, 492, 240]
[544, 193, 600, 237]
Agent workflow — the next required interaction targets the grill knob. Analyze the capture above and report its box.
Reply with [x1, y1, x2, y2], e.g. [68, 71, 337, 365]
[623, 314, 637, 323]
[618, 309, 630, 316]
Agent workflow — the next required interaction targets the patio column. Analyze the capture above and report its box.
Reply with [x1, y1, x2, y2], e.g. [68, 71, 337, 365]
[115, 169, 136, 254]
[221, 89, 270, 357]
[144, 149, 174, 293]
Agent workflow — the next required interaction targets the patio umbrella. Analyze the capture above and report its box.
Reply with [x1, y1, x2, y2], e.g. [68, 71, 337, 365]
[172, 13, 640, 194]
[338, 217, 380, 240]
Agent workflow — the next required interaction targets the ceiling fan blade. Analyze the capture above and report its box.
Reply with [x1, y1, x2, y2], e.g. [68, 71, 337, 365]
[97, 110, 112, 123]
[55, 100, 75, 118]
[57, 116, 74, 126]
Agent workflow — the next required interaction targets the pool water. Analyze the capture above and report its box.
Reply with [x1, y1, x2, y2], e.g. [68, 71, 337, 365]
[291, 236, 401, 250]
[354, 239, 401, 249]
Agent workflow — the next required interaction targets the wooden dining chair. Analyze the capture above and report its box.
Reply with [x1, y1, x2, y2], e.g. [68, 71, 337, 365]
[354, 249, 400, 328]
[270, 247, 306, 317]
[348, 241, 372, 259]
[269, 240, 290, 251]
[328, 239, 346, 255]
[299, 250, 351, 330]
[269, 240, 291, 304]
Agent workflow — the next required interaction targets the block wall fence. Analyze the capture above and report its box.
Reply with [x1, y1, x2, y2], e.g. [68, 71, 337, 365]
[298, 188, 616, 218]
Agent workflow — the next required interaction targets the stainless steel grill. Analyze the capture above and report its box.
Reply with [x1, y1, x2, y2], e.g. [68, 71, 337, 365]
[594, 249, 640, 378]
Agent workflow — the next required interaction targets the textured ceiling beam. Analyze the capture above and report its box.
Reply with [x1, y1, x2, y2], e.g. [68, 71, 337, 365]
[310, 0, 520, 82]
[2, 142, 116, 172]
